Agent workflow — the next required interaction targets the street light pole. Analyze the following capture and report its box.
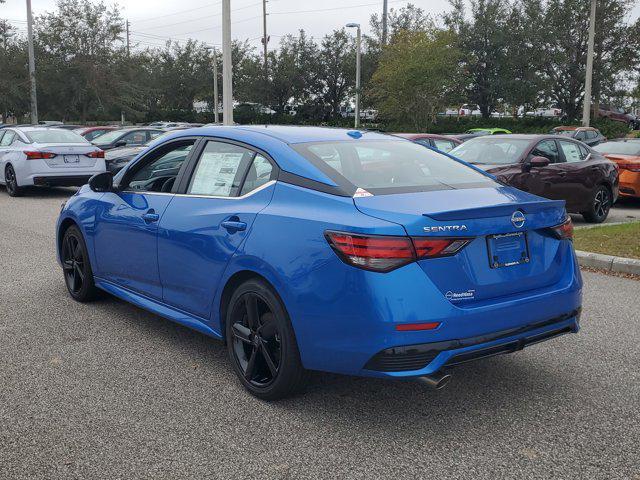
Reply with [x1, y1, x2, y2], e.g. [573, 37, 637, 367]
[26, 0, 38, 124]
[582, 0, 596, 127]
[222, 0, 233, 125]
[206, 46, 220, 124]
[346, 23, 361, 129]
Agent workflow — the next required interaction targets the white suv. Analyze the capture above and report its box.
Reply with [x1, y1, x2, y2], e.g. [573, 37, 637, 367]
[0, 127, 106, 196]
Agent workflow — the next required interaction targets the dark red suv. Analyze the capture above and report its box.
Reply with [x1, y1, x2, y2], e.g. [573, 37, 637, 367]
[450, 134, 619, 223]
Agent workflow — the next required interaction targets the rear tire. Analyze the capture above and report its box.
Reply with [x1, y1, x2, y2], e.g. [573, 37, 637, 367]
[582, 185, 611, 224]
[225, 279, 306, 401]
[61, 225, 99, 302]
[5, 165, 23, 197]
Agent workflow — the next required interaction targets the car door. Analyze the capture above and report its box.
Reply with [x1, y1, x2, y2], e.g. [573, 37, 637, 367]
[157, 139, 278, 321]
[92, 138, 197, 299]
[557, 140, 597, 211]
[518, 139, 571, 200]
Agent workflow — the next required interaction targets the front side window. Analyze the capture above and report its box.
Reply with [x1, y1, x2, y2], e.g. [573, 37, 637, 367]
[187, 141, 254, 197]
[294, 139, 498, 194]
[575, 131, 587, 141]
[531, 140, 561, 163]
[450, 138, 531, 165]
[127, 140, 194, 192]
[559, 141, 585, 163]
[122, 131, 147, 145]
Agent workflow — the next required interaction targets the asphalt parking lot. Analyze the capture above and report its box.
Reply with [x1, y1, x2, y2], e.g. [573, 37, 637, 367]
[1, 187, 639, 480]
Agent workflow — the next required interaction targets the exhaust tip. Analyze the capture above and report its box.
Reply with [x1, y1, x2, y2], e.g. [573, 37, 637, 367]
[416, 372, 452, 390]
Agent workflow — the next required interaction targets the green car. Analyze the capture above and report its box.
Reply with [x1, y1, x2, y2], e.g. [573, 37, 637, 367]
[465, 128, 512, 135]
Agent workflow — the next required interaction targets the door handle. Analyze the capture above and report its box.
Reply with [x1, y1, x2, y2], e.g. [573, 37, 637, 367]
[221, 220, 247, 232]
[142, 212, 160, 223]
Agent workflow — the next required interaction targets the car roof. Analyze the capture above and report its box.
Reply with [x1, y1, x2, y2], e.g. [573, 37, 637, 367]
[468, 133, 570, 142]
[394, 133, 459, 141]
[553, 126, 597, 131]
[139, 125, 402, 188]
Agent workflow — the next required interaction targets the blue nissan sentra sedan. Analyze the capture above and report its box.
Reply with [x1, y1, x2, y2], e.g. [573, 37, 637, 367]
[56, 126, 582, 400]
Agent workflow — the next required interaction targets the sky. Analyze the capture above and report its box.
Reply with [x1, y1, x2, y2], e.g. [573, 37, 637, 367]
[3, 0, 640, 51]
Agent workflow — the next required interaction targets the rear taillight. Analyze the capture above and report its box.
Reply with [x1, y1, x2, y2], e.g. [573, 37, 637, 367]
[412, 238, 472, 259]
[87, 150, 105, 158]
[618, 163, 640, 172]
[24, 151, 56, 160]
[549, 217, 573, 240]
[325, 231, 472, 272]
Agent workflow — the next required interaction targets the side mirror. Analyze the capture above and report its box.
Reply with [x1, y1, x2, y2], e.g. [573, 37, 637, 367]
[89, 171, 113, 192]
[114, 140, 127, 148]
[524, 156, 550, 171]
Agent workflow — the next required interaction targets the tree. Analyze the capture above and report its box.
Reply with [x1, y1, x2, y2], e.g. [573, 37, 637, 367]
[369, 28, 461, 129]
[35, 0, 125, 121]
[0, 21, 28, 121]
[446, 0, 512, 118]
[317, 29, 355, 116]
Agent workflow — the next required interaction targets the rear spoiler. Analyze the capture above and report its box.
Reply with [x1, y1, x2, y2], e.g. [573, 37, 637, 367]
[424, 199, 566, 221]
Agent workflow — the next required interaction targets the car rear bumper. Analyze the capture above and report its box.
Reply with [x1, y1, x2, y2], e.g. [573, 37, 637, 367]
[363, 310, 579, 377]
[293, 242, 582, 377]
[13, 158, 105, 187]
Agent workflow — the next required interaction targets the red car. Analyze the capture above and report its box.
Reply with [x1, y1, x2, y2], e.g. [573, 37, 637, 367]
[73, 126, 120, 142]
[395, 133, 462, 153]
[450, 134, 619, 223]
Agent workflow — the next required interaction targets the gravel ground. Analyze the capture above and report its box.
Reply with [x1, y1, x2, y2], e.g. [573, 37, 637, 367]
[0, 187, 639, 480]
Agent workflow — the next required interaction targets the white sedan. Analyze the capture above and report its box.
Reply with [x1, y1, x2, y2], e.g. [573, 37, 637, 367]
[0, 127, 106, 197]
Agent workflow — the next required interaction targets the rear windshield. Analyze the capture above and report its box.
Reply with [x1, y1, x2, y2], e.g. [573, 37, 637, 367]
[450, 138, 531, 165]
[292, 140, 497, 194]
[26, 129, 89, 144]
[593, 142, 640, 156]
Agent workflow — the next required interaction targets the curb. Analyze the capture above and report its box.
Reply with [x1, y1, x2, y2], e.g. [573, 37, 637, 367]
[575, 250, 640, 275]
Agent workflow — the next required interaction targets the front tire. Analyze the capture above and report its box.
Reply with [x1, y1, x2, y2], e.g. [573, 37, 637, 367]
[5, 165, 23, 197]
[225, 279, 306, 400]
[582, 185, 611, 224]
[61, 225, 99, 302]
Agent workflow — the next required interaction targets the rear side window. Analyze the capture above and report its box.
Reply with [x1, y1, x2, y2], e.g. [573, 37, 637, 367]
[0, 131, 14, 146]
[575, 131, 587, 141]
[293, 140, 498, 195]
[433, 139, 456, 153]
[25, 129, 88, 144]
[531, 140, 561, 163]
[239, 154, 274, 195]
[187, 141, 254, 197]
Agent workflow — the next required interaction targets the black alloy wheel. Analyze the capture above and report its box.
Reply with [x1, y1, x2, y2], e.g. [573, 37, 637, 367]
[582, 185, 611, 224]
[226, 279, 305, 400]
[5, 165, 23, 197]
[61, 226, 98, 302]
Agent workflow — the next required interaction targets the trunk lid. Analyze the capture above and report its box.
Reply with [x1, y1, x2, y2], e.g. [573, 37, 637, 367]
[354, 187, 569, 304]
[32, 142, 100, 168]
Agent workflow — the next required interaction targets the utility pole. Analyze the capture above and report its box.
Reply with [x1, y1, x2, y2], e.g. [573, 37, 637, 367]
[382, 0, 388, 46]
[222, 0, 233, 125]
[126, 20, 130, 57]
[582, 0, 596, 127]
[26, 0, 38, 125]
[261, 0, 269, 73]
[213, 47, 219, 124]
[206, 46, 220, 124]
[346, 23, 361, 129]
